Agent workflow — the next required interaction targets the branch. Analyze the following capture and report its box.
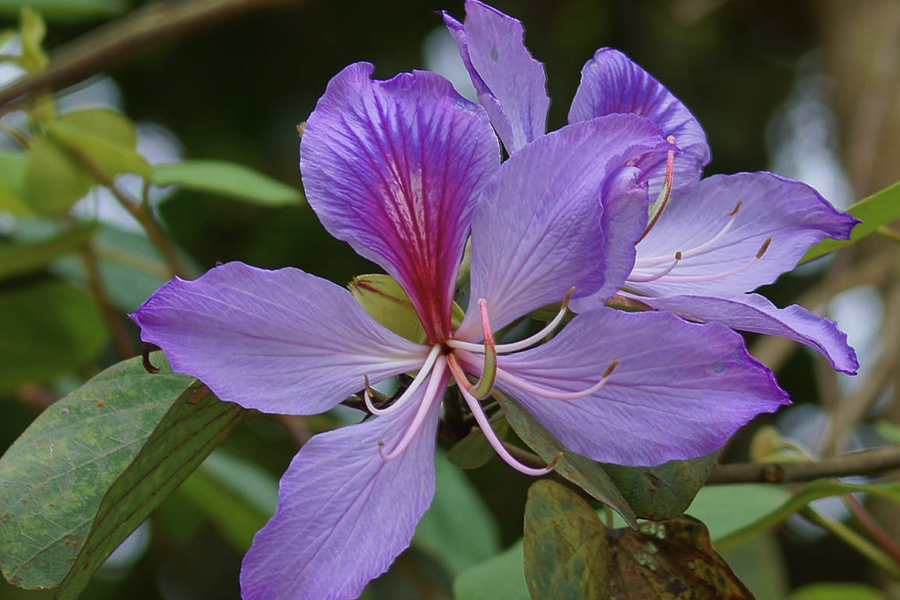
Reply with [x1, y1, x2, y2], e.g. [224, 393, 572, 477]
[706, 446, 900, 485]
[0, 0, 297, 111]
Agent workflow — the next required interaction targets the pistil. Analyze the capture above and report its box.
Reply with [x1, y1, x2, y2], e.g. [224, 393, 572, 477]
[636, 135, 676, 244]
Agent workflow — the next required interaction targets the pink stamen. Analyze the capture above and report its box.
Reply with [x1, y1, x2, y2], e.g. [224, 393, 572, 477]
[627, 252, 682, 283]
[364, 344, 442, 416]
[636, 200, 743, 268]
[378, 357, 447, 461]
[456, 381, 560, 476]
[636, 135, 676, 244]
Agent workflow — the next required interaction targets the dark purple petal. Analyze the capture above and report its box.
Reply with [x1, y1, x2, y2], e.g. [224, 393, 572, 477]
[628, 172, 859, 298]
[639, 293, 859, 375]
[494, 308, 788, 466]
[241, 378, 444, 600]
[456, 115, 668, 340]
[569, 48, 710, 194]
[301, 62, 500, 342]
[442, 0, 549, 153]
[130, 262, 429, 415]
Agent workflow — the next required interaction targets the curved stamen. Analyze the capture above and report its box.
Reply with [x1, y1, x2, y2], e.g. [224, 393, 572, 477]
[378, 357, 447, 461]
[448, 299, 497, 399]
[647, 237, 771, 284]
[448, 288, 575, 355]
[627, 252, 682, 283]
[637, 135, 676, 244]
[456, 382, 561, 476]
[636, 200, 743, 268]
[364, 344, 442, 416]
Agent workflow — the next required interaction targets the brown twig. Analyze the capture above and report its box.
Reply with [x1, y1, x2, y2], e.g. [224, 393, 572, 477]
[0, 0, 297, 113]
[706, 446, 900, 485]
[80, 242, 136, 358]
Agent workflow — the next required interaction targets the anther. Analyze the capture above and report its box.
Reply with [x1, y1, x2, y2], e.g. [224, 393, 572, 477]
[637, 136, 677, 243]
[726, 200, 743, 217]
[602, 359, 620, 379]
[756, 237, 772, 259]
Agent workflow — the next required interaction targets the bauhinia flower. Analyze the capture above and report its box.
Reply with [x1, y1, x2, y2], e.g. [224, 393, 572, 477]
[131, 62, 788, 599]
[444, 0, 860, 375]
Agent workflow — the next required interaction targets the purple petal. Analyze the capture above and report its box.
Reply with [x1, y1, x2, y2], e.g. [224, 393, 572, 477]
[495, 308, 788, 466]
[456, 115, 668, 340]
[639, 293, 859, 375]
[569, 48, 710, 194]
[442, 0, 549, 153]
[628, 172, 859, 298]
[301, 62, 500, 343]
[130, 262, 428, 415]
[241, 379, 444, 600]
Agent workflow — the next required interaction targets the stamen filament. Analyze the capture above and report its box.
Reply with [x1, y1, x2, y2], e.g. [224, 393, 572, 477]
[448, 288, 575, 355]
[378, 357, 447, 461]
[449, 299, 498, 400]
[627, 252, 682, 283]
[364, 345, 442, 416]
[646, 237, 771, 284]
[637, 135, 676, 244]
[456, 382, 560, 476]
[635, 200, 743, 268]
[456, 355, 618, 401]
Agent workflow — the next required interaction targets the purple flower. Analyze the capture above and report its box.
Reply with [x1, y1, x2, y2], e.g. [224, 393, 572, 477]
[445, 0, 861, 375]
[131, 62, 787, 599]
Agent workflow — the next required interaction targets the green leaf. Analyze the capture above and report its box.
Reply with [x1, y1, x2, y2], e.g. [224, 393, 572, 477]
[803, 180, 900, 263]
[0, 355, 188, 588]
[602, 451, 719, 521]
[0, 279, 108, 392]
[0, 152, 31, 215]
[413, 452, 500, 576]
[686, 484, 791, 541]
[453, 540, 529, 600]
[54, 376, 245, 600]
[175, 450, 278, 552]
[523, 480, 755, 600]
[498, 396, 637, 527]
[19, 7, 48, 74]
[0, 0, 126, 22]
[447, 418, 510, 470]
[722, 535, 788, 600]
[152, 160, 302, 207]
[787, 583, 886, 600]
[24, 111, 148, 215]
[349, 274, 428, 343]
[0, 225, 97, 282]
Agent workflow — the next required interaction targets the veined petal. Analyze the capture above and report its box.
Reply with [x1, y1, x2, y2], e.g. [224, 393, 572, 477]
[443, 0, 549, 153]
[130, 262, 429, 415]
[640, 293, 859, 375]
[301, 62, 500, 343]
[629, 172, 859, 297]
[241, 376, 445, 600]
[493, 308, 788, 466]
[569, 48, 709, 194]
[457, 115, 668, 340]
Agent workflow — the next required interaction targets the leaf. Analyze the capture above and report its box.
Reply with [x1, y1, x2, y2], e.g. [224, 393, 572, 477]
[453, 540, 529, 600]
[57, 109, 138, 148]
[787, 583, 886, 600]
[447, 418, 510, 470]
[19, 7, 48, 74]
[0, 355, 188, 588]
[602, 451, 719, 521]
[498, 396, 637, 527]
[0, 279, 108, 392]
[54, 370, 246, 599]
[174, 450, 278, 552]
[152, 160, 302, 207]
[413, 451, 500, 576]
[0, 225, 97, 283]
[0, 0, 126, 22]
[0, 152, 31, 215]
[349, 274, 428, 343]
[722, 536, 788, 600]
[523, 480, 755, 600]
[803, 180, 900, 263]
[686, 484, 791, 541]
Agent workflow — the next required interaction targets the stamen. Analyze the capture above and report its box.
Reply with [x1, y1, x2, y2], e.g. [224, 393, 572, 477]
[378, 357, 447, 461]
[448, 287, 575, 354]
[636, 199, 744, 268]
[456, 382, 560, 476]
[447, 300, 497, 399]
[627, 252, 682, 283]
[364, 345, 442, 416]
[650, 237, 772, 284]
[637, 135, 676, 244]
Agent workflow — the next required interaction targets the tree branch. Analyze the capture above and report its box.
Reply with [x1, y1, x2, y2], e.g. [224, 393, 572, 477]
[0, 0, 297, 112]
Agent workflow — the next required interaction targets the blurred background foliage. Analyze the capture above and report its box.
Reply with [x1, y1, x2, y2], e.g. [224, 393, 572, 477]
[1, 0, 900, 599]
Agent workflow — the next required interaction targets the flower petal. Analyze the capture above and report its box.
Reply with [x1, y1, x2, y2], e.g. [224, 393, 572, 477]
[130, 262, 428, 415]
[569, 48, 710, 194]
[241, 379, 444, 600]
[493, 308, 788, 466]
[628, 172, 859, 297]
[639, 293, 859, 375]
[457, 115, 668, 339]
[301, 62, 500, 342]
[443, 0, 549, 153]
